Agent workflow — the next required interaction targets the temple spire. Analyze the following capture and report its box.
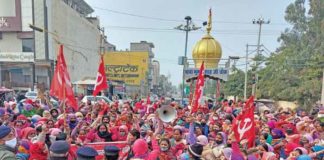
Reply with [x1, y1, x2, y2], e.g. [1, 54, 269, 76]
[206, 8, 212, 34]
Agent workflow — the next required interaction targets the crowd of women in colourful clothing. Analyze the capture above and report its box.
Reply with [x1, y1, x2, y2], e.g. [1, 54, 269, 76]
[0, 95, 323, 160]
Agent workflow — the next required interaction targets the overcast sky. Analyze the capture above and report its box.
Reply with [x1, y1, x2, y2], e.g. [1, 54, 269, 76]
[85, 0, 294, 85]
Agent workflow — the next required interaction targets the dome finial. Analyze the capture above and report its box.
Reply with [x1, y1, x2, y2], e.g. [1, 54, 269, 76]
[206, 8, 212, 34]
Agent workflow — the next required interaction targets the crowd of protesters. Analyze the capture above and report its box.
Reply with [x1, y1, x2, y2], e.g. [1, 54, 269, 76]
[0, 92, 323, 160]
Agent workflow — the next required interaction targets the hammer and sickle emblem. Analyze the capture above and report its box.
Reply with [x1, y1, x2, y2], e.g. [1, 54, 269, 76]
[238, 118, 252, 140]
[65, 73, 71, 87]
[57, 70, 62, 85]
[94, 72, 103, 88]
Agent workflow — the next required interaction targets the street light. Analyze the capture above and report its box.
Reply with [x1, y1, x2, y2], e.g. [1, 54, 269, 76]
[175, 16, 200, 105]
[29, 24, 90, 91]
[29, 24, 59, 91]
[29, 24, 59, 38]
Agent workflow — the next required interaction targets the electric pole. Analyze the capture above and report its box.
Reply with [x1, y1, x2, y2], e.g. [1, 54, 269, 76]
[98, 27, 106, 56]
[252, 17, 270, 98]
[244, 44, 260, 100]
[321, 70, 324, 105]
[175, 16, 200, 105]
[244, 44, 248, 100]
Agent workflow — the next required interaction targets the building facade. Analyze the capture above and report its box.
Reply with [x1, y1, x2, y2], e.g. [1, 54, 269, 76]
[104, 41, 155, 97]
[130, 41, 155, 92]
[0, 0, 104, 91]
[0, 0, 34, 90]
[152, 60, 160, 94]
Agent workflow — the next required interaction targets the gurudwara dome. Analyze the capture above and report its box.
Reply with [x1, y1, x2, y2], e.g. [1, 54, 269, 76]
[192, 9, 222, 68]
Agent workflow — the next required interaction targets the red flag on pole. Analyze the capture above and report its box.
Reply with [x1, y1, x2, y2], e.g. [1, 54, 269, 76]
[93, 56, 108, 96]
[192, 61, 205, 113]
[232, 96, 255, 148]
[50, 45, 78, 111]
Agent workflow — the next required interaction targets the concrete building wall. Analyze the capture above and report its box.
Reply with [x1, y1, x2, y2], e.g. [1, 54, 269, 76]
[0, 0, 106, 90]
[33, 0, 46, 60]
[48, 0, 100, 82]
[130, 41, 155, 93]
[152, 60, 160, 86]
[21, 0, 32, 32]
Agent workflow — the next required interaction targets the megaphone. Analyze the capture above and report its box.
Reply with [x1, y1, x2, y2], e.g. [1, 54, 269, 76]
[158, 106, 177, 123]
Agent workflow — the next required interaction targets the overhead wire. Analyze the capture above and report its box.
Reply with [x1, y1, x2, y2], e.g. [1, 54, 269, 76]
[104, 25, 282, 36]
[93, 6, 183, 22]
[93, 6, 290, 26]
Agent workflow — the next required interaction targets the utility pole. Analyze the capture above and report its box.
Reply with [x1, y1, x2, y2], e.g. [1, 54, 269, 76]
[243, 44, 259, 100]
[252, 17, 270, 98]
[31, 0, 36, 91]
[175, 16, 200, 105]
[244, 44, 248, 100]
[98, 27, 106, 56]
[321, 70, 324, 105]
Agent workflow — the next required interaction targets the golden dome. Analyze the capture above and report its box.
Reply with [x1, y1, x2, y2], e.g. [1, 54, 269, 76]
[192, 9, 222, 68]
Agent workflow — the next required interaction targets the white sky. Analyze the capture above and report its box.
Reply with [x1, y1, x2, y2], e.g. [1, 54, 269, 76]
[85, 0, 294, 85]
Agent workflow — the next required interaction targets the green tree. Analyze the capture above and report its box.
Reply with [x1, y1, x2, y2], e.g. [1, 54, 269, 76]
[223, 66, 251, 100]
[257, 0, 323, 109]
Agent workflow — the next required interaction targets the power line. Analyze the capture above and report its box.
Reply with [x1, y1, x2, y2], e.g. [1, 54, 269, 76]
[104, 25, 282, 35]
[93, 6, 183, 22]
[93, 6, 290, 26]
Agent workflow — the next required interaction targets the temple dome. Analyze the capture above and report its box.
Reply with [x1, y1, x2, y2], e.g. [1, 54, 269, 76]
[192, 9, 222, 68]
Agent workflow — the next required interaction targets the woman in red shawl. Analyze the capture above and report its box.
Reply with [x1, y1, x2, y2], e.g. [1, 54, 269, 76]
[20, 127, 37, 142]
[158, 138, 176, 160]
[112, 125, 129, 141]
[170, 128, 186, 157]
[84, 123, 112, 143]
[284, 143, 299, 158]
[116, 115, 132, 129]
[16, 114, 30, 128]
[29, 142, 48, 160]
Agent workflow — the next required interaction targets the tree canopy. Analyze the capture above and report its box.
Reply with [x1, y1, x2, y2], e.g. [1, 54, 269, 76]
[222, 0, 323, 109]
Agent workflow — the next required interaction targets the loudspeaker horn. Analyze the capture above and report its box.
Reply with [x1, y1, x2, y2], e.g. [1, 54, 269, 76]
[158, 106, 177, 123]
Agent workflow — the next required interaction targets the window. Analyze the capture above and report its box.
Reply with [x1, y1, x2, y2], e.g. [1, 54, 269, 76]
[24, 75, 31, 83]
[22, 39, 34, 52]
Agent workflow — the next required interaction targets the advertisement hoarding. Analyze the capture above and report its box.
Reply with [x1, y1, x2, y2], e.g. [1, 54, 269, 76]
[104, 51, 149, 86]
[0, 52, 34, 62]
[0, 0, 22, 32]
[184, 68, 229, 81]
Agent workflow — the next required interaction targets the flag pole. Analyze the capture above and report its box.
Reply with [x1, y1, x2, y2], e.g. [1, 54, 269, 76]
[190, 61, 205, 114]
[63, 78, 67, 131]
[190, 86, 195, 114]
[188, 80, 194, 107]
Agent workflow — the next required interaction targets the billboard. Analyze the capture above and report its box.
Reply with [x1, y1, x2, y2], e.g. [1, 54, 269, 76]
[0, 0, 22, 32]
[104, 51, 149, 85]
[184, 68, 229, 81]
[0, 52, 34, 62]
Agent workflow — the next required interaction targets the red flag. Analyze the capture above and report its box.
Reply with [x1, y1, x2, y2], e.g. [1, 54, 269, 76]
[232, 96, 255, 148]
[50, 45, 78, 111]
[192, 62, 205, 113]
[93, 56, 108, 96]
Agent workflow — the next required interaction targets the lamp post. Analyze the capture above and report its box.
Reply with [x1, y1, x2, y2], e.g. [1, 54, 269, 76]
[175, 16, 200, 105]
[29, 24, 59, 91]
